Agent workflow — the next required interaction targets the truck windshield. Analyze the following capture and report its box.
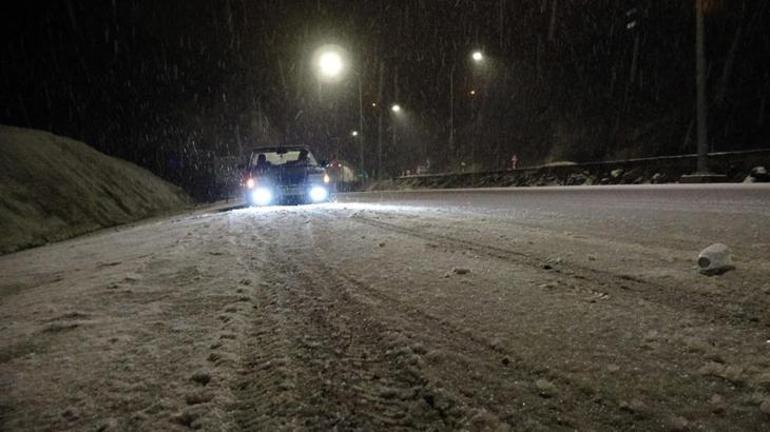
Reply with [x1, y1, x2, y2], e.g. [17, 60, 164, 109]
[250, 150, 317, 168]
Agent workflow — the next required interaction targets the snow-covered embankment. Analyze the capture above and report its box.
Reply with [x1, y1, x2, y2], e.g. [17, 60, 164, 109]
[0, 125, 190, 254]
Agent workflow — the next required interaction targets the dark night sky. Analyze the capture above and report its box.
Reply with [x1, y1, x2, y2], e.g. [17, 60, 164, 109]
[1, 1, 768, 187]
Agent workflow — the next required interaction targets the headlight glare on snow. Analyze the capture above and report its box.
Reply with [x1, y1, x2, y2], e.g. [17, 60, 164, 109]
[251, 187, 273, 206]
[309, 186, 329, 202]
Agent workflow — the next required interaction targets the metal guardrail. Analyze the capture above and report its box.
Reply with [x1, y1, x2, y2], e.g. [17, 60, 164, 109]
[394, 149, 770, 181]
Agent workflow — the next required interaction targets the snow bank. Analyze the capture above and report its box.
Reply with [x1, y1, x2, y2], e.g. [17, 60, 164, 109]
[0, 125, 190, 254]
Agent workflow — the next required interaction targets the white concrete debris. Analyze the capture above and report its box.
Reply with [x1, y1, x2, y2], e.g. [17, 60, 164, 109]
[697, 243, 734, 276]
[744, 166, 768, 183]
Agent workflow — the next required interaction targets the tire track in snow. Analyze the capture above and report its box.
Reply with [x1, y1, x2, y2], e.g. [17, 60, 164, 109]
[229, 215, 304, 431]
[232, 211, 457, 430]
[300, 213, 638, 431]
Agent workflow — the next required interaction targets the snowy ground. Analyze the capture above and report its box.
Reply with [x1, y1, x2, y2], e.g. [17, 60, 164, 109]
[1, 185, 770, 431]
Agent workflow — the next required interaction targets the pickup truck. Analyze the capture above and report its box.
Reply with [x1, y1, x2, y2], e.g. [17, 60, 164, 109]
[241, 146, 331, 206]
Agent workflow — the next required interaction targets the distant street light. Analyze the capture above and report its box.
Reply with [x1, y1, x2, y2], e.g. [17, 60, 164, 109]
[469, 90, 476, 96]
[391, 104, 401, 113]
[471, 51, 484, 63]
[351, 130, 359, 137]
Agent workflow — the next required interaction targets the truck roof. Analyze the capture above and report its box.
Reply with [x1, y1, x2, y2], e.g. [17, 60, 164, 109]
[248, 146, 312, 154]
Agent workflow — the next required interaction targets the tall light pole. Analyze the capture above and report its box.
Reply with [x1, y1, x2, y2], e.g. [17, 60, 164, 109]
[682, 0, 724, 182]
[449, 64, 456, 162]
[314, 45, 366, 178]
[470, 50, 485, 168]
[695, 0, 708, 174]
[391, 104, 403, 175]
[357, 76, 365, 178]
[377, 61, 385, 180]
[391, 66, 400, 171]
[449, 50, 486, 170]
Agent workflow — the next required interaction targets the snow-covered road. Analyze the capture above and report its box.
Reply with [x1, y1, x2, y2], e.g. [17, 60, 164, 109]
[2, 185, 770, 431]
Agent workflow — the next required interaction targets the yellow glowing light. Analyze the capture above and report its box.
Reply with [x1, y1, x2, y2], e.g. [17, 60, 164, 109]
[318, 51, 344, 78]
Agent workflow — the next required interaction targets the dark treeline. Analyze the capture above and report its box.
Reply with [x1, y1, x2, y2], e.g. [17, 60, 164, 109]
[1, 0, 767, 194]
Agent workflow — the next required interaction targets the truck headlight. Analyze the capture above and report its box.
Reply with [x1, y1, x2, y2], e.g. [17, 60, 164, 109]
[323, 174, 331, 184]
[251, 187, 273, 206]
[309, 186, 328, 202]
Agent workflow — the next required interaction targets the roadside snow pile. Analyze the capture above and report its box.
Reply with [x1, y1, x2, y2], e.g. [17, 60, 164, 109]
[0, 125, 190, 254]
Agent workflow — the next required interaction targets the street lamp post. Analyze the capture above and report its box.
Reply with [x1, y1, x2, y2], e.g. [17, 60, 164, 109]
[449, 64, 455, 162]
[682, 0, 725, 182]
[314, 45, 366, 178]
[390, 104, 403, 175]
[470, 50, 485, 169]
[695, 0, 708, 174]
[391, 66, 400, 175]
[377, 61, 385, 180]
[357, 76, 365, 178]
[448, 50, 485, 170]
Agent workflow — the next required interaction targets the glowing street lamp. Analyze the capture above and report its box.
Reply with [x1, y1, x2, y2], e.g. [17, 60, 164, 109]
[318, 51, 344, 79]
[471, 50, 484, 63]
[391, 104, 402, 113]
[351, 130, 359, 137]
